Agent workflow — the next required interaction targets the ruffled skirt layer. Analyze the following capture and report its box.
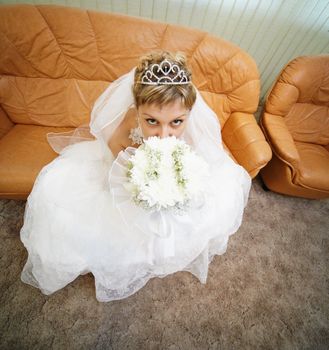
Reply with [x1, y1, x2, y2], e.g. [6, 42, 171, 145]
[20, 139, 251, 302]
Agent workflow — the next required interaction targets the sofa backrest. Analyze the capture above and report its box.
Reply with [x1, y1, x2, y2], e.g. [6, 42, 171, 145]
[0, 4, 260, 130]
[265, 55, 329, 146]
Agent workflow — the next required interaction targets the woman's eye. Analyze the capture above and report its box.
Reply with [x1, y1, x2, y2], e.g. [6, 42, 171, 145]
[146, 119, 158, 125]
[171, 119, 183, 126]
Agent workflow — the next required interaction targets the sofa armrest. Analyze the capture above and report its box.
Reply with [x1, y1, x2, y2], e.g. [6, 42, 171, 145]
[222, 112, 272, 178]
[260, 112, 300, 169]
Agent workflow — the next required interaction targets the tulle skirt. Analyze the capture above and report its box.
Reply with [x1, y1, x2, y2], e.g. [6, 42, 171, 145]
[20, 139, 251, 302]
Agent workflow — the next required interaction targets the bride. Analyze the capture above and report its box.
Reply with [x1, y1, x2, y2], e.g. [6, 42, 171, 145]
[19, 50, 251, 302]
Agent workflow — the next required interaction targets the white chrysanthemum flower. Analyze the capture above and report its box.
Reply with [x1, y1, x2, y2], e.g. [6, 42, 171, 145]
[126, 136, 209, 211]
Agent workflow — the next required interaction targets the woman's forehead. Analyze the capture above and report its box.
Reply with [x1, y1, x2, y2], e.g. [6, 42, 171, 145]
[139, 100, 189, 117]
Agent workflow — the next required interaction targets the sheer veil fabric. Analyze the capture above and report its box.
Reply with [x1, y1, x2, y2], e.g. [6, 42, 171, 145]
[20, 66, 252, 302]
[47, 67, 224, 162]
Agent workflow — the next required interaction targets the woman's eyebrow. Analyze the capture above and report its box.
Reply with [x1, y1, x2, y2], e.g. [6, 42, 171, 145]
[142, 113, 187, 119]
[142, 113, 157, 118]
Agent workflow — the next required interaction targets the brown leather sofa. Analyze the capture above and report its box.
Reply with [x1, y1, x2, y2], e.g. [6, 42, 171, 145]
[260, 55, 329, 199]
[0, 4, 271, 200]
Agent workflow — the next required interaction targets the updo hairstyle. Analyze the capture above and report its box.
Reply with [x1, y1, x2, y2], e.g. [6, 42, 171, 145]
[132, 50, 196, 110]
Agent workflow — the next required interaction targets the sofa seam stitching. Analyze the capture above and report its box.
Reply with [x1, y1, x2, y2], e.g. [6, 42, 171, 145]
[86, 10, 103, 77]
[0, 32, 40, 75]
[35, 6, 74, 77]
[159, 24, 169, 48]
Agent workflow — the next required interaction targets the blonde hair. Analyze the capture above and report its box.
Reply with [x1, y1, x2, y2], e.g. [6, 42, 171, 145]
[133, 50, 196, 109]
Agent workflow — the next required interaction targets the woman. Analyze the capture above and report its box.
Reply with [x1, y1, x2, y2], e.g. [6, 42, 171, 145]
[20, 51, 251, 302]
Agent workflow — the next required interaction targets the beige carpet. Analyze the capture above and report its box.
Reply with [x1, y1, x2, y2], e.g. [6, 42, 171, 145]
[0, 176, 328, 350]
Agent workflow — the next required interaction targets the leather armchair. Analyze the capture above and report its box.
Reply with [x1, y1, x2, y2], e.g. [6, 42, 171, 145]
[260, 55, 329, 199]
[0, 4, 271, 199]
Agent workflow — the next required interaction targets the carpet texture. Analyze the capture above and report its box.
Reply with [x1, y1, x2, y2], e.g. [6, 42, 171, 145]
[0, 176, 328, 350]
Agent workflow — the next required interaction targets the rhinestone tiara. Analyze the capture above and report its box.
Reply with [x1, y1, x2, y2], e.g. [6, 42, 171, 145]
[137, 59, 191, 85]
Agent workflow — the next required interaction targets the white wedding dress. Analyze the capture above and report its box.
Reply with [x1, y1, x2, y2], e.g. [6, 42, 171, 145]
[19, 68, 252, 302]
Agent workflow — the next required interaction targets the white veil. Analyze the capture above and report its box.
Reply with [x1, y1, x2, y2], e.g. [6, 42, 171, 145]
[47, 66, 224, 162]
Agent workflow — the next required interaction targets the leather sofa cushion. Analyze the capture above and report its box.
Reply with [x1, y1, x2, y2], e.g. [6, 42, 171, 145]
[294, 142, 329, 191]
[0, 76, 109, 127]
[0, 76, 257, 133]
[285, 103, 329, 145]
[0, 124, 73, 196]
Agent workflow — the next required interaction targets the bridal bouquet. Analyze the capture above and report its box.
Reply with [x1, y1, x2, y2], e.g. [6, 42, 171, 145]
[124, 136, 209, 212]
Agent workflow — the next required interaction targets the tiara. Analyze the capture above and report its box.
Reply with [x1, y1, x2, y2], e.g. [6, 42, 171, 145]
[137, 59, 191, 85]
